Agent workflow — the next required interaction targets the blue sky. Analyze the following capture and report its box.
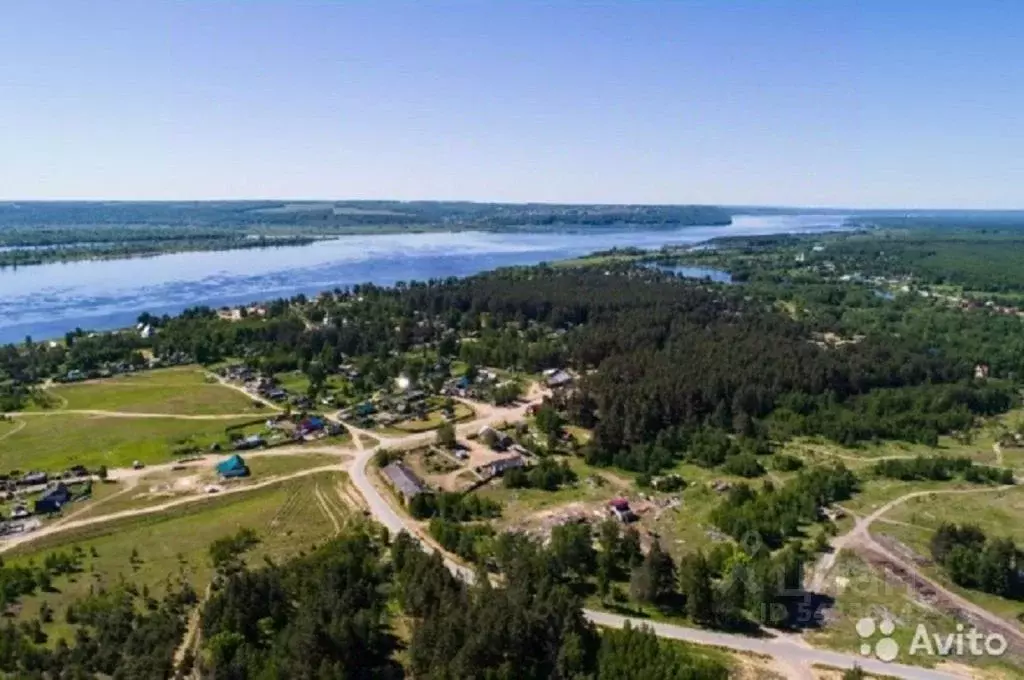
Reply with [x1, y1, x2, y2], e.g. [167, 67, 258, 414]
[1, 1, 1020, 208]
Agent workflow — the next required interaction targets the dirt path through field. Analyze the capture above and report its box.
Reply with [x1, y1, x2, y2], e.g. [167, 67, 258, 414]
[807, 483, 1024, 652]
[0, 418, 26, 443]
[314, 483, 342, 534]
[208, 373, 283, 411]
[0, 464, 346, 554]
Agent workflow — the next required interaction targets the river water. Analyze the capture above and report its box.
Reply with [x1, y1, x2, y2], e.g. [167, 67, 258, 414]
[0, 214, 847, 343]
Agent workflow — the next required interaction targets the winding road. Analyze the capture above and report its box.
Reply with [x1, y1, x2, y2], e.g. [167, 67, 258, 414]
[342, 401, 968, 679]
[0, 379, 991, 678]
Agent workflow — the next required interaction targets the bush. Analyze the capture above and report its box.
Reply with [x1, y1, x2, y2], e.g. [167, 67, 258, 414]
[772, 454, 803, 472]
[410, 492, 501, 521]
[721, 453, 765, 478]
[503, 458, 576, 491]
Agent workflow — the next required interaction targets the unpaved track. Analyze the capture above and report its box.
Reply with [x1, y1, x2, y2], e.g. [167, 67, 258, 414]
[314, 483, 342, 535]
[0, 418, 26, 443]
[343, 389, 965, 680]
[0, 464, 345, 554]
[809, 485, 1016, 593]
[173, 583, 211, 672]
[0, 385, 975, 678]
[808, 484, 1024, 651]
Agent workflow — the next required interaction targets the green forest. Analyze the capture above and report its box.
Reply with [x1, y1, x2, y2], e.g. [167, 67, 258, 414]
[4, 253, 1019, 453]
[0, 524, 738, 678]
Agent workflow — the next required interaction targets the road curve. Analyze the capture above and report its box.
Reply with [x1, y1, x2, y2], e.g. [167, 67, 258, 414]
[810, 485, 1014, 593]
[345, 414, 966, 680]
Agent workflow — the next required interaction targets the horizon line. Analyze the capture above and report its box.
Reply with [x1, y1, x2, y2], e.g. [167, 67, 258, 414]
[0, 198, 1022, 213]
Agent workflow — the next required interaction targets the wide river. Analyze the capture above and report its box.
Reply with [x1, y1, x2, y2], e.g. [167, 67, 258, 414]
[0, 214, 847, 343]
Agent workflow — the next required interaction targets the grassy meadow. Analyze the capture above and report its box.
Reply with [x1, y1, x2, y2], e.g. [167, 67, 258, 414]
[40, 366, 262, 415]
[0, 413, 260, 471]
[5, 471, 351, 643]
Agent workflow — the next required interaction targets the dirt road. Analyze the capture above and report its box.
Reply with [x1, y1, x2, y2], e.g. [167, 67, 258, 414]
[344, 393, 966, 679]
[0, 384, 981, 678]
[208, 373, 283, 411]
[0, 464, 345, 555]
[807, 484, 1024, 652]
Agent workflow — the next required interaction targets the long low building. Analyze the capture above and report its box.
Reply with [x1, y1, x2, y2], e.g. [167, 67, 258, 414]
[382, 462, 427, 501]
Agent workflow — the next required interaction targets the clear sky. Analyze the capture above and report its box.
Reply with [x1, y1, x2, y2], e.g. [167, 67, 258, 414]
[1, 1, 1020, 208]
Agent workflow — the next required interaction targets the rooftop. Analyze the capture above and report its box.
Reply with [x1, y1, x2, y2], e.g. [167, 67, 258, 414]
[382, 462, 426, 499]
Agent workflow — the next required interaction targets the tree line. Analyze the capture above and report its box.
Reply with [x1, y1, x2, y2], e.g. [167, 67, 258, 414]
[931, 523, 1024, 600]
[199, 522, 733, 679]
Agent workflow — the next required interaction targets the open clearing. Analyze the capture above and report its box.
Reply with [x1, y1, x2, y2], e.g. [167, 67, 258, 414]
[782, 435, 1000, 468]
[806, 550, 966, 668]
[6, 471, 351, 642]
[839, 478, 989, 516]
[871, 486, 1024, 624]
[40, 366, 263, 415]
[476, 457, 631, 530]
[807, 550, 1024, 677]
[274, 370, 349, 395]
[65, 453, 345, 522]
[246, 452, 345, 476]
[0, 412, 260, 471]
[0, 417, 22, 443]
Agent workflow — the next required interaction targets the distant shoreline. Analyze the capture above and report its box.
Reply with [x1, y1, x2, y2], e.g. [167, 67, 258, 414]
[0, 221, 735, 268]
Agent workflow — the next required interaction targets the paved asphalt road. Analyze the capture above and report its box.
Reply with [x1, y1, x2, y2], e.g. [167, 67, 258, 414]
[348, 444, 966, 680]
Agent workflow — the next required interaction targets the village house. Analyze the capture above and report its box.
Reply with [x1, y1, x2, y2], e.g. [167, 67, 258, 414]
[509, 443, 532, 457]
[217, 454, 250, 479]
[483, 455, 526, 477]
[545, 370, 573, 389]
[297, 416, 326, 438]
[19, 471, 47, 487]
[34, 483, 72, 514]
[382, 462, 427, 502]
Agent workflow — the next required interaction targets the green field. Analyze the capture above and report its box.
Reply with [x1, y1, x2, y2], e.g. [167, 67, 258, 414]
[0, 413, 260, 471]
[880, 486, 1024, 543]
[64, 454, 344, 522]
[246, 452, 344, 477]
[474, 457, 628, 528]
[42, 366, 262, 415]
[6, 471, 350, 642]
[0, 417, 21, 442]
[552, 254, 642, 268]
[274, 370, 349, 395]
[781, 435, 1001, 468]
[871, 487, 1024, 623]
[805, 551, 963, 669]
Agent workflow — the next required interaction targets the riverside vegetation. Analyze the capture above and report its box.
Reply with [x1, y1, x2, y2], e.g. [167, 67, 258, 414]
[2, 222, 1024, 675]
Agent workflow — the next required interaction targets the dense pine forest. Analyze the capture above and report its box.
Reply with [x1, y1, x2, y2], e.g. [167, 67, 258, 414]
[3, 256, 1017, 457]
